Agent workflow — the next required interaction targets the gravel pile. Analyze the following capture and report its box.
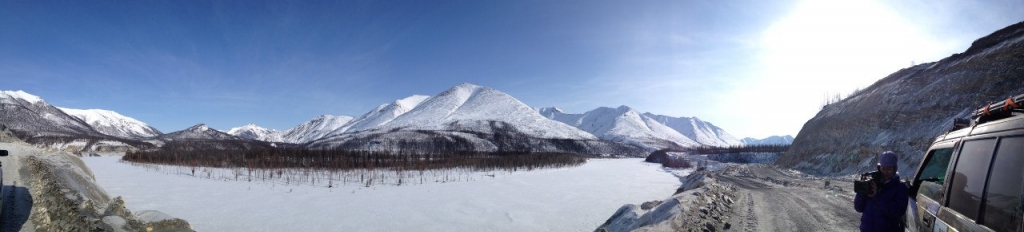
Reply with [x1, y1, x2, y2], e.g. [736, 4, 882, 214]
[595, 171, 739, 232]
[667, 180, 738, 232]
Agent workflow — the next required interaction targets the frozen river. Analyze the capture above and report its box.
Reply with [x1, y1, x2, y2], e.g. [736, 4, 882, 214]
[83, 157, 681, 232]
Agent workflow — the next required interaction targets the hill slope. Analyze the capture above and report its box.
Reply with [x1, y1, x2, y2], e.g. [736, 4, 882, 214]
[59, 108, 162, 139]
[0, 91, 113, 143]
[227, 124, 284, 143]
[280, 115, 354, 143]
[781, 21, 1024, 175]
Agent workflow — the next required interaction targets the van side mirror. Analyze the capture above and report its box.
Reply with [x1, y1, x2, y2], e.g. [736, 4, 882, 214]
[0, 150, 7, 157]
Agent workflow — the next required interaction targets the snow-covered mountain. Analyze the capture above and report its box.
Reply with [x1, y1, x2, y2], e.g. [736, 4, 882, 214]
[58, 107, 162, 139]
[280, 115, 354, 143]
[324, 95, 430, 137]
[155, 124, 275, 150]
[0, 90, 110, 141]
[376, 83, 596, 140]
[539, 106, 698, 150]
[538, 106, 741, 149]
[740, 135, 794, 145]
[157, 124, 245, 141]
[306, 84, 644, 155]
[642, 113, 742, 147]
[227, 124, 284, 143]
[3, 85, 738, 156]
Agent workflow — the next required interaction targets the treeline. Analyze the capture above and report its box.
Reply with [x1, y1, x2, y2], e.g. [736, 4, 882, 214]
[315, 128, 647, 157]
[684, 144, 790, 154]
[123, 148, 586, 172]
[156, 139, 281, 151]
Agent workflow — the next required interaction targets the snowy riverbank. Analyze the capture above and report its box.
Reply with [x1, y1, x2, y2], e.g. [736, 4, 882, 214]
[83, 157, 682, 232]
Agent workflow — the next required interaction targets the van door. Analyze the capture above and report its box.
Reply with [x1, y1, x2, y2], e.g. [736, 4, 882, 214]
[977, 136, 1024, 232]
[938, 138, 998, 232]
[910, 145, 956, 232]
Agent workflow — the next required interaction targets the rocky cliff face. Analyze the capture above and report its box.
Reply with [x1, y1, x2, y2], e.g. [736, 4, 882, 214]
[780, 21, 1024, 175]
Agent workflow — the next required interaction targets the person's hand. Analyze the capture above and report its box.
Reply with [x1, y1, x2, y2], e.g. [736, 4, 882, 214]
[868, 181, 877, 197]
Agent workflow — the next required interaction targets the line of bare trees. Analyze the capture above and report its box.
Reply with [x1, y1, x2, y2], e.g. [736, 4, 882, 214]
[123, 147, 586, 172]
[684, 143, 790, 154]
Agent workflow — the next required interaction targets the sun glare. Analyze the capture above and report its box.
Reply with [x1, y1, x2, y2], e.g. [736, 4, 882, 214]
[758, 0, 941, 95]
[720, 0, 946, 137]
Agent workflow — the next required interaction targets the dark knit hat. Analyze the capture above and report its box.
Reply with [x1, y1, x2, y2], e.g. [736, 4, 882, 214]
[878, 151, 898, 167]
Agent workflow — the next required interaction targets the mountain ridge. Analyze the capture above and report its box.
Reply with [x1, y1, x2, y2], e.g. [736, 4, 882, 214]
[3, 84, 751, 155]
[0, 90, 111, 142]
[740, 135, 794, 145]
[59, 107, 163, 139]
[280, 115, 354, 143]
[540, 105, 698, 151]
[226, 124, 284, 143]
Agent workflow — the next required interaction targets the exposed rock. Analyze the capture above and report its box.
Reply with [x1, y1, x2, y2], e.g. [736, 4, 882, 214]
[782, 21, 1024, 176]
[25, 154, 194, 232]
[0, 127, 26, 144]
[640, 201, 662, 211]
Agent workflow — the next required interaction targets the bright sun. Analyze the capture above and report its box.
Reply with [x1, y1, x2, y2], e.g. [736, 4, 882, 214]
[722, 0, 949, 137]
[759, 0, 942, 95]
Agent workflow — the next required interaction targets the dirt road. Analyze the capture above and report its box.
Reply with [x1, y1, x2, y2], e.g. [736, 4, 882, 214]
[716, 164, 861, 232]
[0, 144, 36, 232]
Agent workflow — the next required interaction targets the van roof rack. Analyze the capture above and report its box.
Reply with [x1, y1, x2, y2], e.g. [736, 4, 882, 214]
[972, 93, 1024, 124]
[949, 118, 972, 132]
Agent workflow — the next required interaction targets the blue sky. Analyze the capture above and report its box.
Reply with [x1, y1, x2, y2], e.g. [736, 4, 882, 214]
[2, 0, 1022, 139]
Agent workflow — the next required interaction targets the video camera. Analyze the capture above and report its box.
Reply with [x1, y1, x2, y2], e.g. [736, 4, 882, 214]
[854, 171, 883, 194]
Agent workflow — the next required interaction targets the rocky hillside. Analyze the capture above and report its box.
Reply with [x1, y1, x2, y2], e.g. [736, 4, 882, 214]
[780, 21, 1024, 175]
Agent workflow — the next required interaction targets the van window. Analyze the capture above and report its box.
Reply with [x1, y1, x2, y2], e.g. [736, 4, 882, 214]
[947, 139, 997, 220]
[982, 136, 1024, 231]
[918, 148, 954, 201]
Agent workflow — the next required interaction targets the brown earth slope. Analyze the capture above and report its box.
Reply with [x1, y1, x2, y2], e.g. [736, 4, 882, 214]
[780, 21, 1024, 175]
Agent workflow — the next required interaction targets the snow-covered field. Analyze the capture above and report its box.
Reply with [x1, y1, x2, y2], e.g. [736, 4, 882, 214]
[82, 157, 682, 232]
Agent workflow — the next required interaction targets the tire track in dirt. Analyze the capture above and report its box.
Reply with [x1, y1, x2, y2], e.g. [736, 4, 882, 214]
[743, 192, 758, 232]
[717, 165, 860, 232]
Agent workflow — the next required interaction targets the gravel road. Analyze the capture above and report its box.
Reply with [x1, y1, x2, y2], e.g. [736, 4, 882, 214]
[717, 164, 861, 232]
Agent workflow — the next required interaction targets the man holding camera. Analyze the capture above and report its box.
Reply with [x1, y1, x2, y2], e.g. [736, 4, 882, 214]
[853, 151, 908, 232]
